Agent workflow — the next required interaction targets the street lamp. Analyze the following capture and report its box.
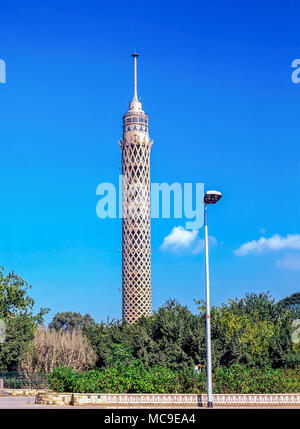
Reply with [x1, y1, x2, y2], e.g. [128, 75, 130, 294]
[203, 190, 222, 408]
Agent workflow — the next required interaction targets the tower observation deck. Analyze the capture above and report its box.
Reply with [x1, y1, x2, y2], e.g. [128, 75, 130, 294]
[119, 54, 153, 324]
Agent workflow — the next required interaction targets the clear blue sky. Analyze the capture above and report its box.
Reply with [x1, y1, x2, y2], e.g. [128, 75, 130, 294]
[0, 0, 299, 324]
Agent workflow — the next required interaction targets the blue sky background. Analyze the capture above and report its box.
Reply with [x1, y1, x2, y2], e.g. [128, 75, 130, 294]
[0, 0, 299, 324]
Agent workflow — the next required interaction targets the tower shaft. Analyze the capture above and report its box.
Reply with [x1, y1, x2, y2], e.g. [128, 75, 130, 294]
[119, 54, 152, 324]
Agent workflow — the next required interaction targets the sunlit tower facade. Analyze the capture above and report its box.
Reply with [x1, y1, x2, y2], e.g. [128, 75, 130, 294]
[119, 54, 153, 324]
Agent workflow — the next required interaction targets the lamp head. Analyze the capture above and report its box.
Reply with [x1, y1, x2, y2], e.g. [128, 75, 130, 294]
[204, 190, 222, 204]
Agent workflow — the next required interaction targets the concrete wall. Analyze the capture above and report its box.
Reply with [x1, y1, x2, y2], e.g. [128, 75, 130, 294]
[35, 392, 300, 407]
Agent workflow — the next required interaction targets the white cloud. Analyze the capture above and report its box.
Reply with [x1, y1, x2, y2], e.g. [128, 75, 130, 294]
[276, 254, 300, 271]
[160, 226, 216, 255]
[161, 226, 198, 250]
[234, 234, 300, 256]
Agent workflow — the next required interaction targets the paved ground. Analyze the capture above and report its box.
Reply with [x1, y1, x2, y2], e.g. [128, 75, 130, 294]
[0, 396, 71, 409]
[0, 396, 300, 409]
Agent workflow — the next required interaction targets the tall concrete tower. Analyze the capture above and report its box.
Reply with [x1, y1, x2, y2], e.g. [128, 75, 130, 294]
[119, 54, 153, 324]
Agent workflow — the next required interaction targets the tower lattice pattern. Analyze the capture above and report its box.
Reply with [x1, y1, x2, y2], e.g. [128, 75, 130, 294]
[120, 134, 152, 323]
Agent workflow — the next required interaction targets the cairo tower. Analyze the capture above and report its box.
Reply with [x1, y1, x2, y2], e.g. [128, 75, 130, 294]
[119, 54, 152, 324]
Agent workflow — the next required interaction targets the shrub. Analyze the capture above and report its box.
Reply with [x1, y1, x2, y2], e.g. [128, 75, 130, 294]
[212, 365, 300, 394]
[48, 362, 300, 394]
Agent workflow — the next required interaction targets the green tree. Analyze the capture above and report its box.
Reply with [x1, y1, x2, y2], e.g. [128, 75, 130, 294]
[83, 300, 206, 371]
[196, 292, 300, 368]
[49, 312, 95, 332]
[83, 293, 299, 372]
[0, 266, 49, 370]
[149, 299, 205, 370]
[278, 293, 300, 310]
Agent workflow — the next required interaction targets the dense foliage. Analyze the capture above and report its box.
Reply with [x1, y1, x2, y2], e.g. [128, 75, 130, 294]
[48, 363, 300, 394]
[1, 263, 299, 395]
[80, 293, 300, 372]
[0, 267, 49, 371]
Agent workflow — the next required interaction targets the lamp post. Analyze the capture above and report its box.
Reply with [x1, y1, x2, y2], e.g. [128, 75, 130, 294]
[203, 190, 222, 408]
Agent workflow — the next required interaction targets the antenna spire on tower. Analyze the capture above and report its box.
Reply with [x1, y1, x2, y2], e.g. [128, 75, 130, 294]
[131, 53, 139, 105]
